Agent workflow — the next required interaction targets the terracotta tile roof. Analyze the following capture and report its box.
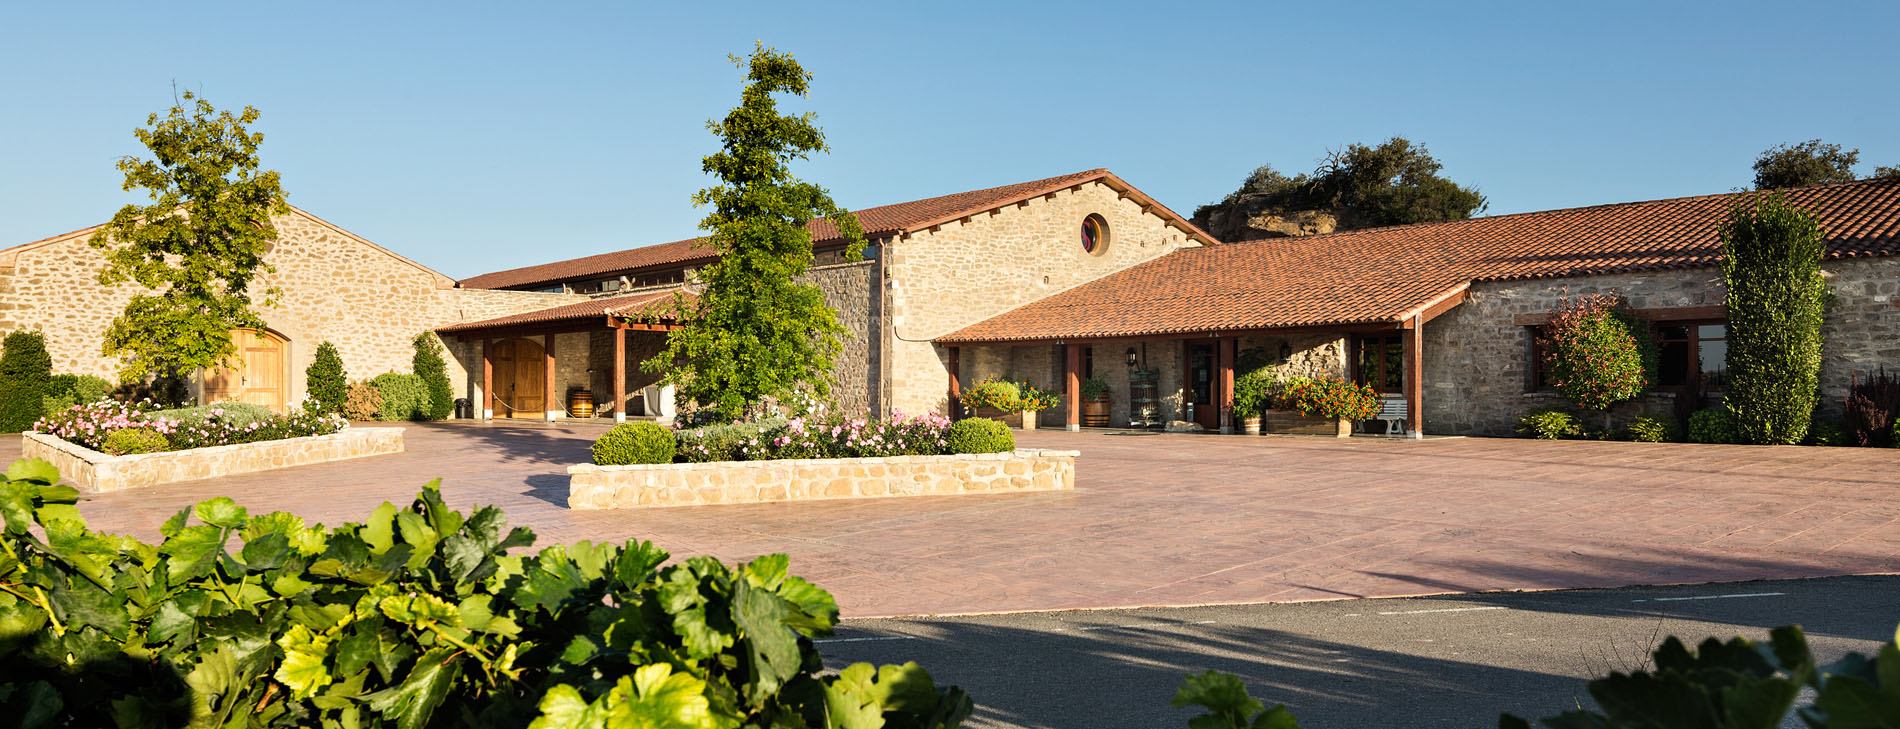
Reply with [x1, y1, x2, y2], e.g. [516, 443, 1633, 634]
[939, 178, 1900, 343]
[435, 289, 691, 333]
[458, 169, 1218, 290]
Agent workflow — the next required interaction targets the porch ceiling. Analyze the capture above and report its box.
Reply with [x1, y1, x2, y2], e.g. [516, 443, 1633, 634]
[436, 289, 692, 336]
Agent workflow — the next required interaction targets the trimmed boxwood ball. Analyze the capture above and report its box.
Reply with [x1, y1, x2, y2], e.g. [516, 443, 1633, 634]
[1687, 408, 1739, 444]
[101, 427, 169, 455]
[592, 422, 676, 465]
[946, 418, 1014, 454]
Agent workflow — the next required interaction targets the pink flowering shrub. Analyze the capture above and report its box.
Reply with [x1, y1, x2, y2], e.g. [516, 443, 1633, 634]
[674, 409, 953, 463]
[33, 400, 348, 454]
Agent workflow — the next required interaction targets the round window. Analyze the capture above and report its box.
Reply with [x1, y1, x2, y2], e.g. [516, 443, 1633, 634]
[1080, 214, 1109, 255]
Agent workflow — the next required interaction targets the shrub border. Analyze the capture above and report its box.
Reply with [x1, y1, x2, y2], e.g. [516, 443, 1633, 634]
[21, 426, 404, 492]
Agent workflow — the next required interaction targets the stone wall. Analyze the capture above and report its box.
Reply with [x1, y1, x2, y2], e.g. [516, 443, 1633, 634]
[885, 181, 1204, 417]
[23, 426, 404, 493]
[1422, 257, 1900, 435]
[803, 260, 876, 413]
[0, 209, 584, 413]
[567, 448, 1077, 509]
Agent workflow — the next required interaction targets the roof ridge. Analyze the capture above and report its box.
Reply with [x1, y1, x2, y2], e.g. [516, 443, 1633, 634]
[1234, 175, 1900, 245]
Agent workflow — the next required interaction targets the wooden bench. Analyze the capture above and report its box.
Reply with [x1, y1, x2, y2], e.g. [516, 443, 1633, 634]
[1375, 396, 1407, 435]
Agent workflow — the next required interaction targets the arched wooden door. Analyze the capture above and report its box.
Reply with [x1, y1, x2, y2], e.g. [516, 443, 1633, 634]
[490, 337, 545, 419]
[204, 329, 289, 413]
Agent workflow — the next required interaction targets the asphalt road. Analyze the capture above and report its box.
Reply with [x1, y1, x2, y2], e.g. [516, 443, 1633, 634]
[819, 575, 1899, 729]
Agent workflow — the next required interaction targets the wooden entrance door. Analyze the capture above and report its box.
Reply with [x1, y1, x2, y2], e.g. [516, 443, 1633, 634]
[204, 329, 288, 413]
[490, 338, 545, 419]
[1187, 342, 1219, 430]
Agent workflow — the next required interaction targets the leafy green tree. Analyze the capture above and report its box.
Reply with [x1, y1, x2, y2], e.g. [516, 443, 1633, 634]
[1191, 137, 1487, 237]
[645, 45, 866, 417]
[304, 341, 348, 415]
[1753, 139, 1862, 189]
[412, 331, 454, 420]
[1722, 193, 1827, 445]
[88, 90, 289, 383]
[0, 331, 53, 431]
[1537, 295, 1658, 427]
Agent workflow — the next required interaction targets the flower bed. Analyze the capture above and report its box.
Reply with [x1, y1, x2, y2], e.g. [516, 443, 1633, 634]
[22, 426, 404, 493]
[568, 448, 1078, 509]
[672, 410, 952, 462]
[34, 399, 347, 454]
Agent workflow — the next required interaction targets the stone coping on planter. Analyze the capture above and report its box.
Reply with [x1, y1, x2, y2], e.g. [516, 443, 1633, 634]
[21, 427, 405, 493]
[567, 448, 1078, 510]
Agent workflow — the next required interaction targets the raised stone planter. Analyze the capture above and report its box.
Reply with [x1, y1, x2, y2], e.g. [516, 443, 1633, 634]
[1264, 410, 1352, 437]
[567, 448, 1078, 510]
[21, 427, 405, 493]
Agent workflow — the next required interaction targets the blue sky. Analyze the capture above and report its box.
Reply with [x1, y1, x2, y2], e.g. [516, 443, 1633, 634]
[4, 1, 1896, 279]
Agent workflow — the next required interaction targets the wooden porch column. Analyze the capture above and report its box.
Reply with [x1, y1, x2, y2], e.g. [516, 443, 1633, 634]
[1217, 336, 1236, 434]
[1403, 315, 1423, 438]
[543, 334, 558, 422]
[946, 346, 961, 418]
[1064, 343, 1081, 431]
[481, 338, 493, 419]
[1179, 339, 1192, 424]
[613, 326, 627, 423]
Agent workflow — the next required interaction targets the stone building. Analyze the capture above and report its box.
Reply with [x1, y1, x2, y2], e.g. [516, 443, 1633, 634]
[0, 207, 579, 413]
[11, 169, 1897, 437]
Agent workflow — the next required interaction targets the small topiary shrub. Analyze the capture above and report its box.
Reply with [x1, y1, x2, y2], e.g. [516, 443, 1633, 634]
[344, 380, 383, 421]
[370, 372, 426, 421]
[0, 330, 53, 432]
[305, 341, 348, 415]
[1624, 415, 1679, 443]
[592, 422, 676, 465]
[946, 418, 1014, 454]
[1516, 408, 1580, 440]
[40, 373, 113, 417]
[1687, 408, 1739, 444]
[1804, 418, 1849, 447]
[412, 331, 454, 420]
[100, 426, 169, 455]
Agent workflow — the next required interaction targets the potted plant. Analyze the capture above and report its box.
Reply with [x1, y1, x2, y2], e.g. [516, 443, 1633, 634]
[961, 377, 1060, 430]
[1233, 370, 1273, 435]
[1270, 376, 1380, 437]
[1013, 380, 1061, 430]
[1080, 377, 1111, 427]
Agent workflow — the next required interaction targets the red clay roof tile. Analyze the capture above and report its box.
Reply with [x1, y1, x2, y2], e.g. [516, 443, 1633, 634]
[940, 178, 1900, 343]
[435, 289, 691, 333]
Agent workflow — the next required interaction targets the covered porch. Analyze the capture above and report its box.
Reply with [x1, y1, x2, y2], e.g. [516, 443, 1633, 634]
[937, 284, 1470, 438]
[437, 290, 689, 423]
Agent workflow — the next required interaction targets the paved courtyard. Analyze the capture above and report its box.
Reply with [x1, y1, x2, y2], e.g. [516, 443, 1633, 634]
[7, 424, 1899, 618]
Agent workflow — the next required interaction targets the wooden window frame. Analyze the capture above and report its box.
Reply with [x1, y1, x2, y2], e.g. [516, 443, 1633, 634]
[1353, 334, 1405, 394]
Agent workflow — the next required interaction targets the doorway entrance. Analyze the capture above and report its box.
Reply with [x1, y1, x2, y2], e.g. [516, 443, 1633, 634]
[1187, 342, 1218, 430]
[204, 329, 288, 413]
[490, 337, 546, 419]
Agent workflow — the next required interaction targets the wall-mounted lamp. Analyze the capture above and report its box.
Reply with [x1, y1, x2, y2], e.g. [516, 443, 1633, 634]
[1126, 347, 1138, 368]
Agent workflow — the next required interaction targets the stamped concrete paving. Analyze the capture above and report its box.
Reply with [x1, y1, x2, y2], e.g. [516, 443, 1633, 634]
[8, 424, 1899, 618]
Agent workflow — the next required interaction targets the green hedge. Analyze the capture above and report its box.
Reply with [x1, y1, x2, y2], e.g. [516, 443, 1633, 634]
[946, 418, 1014, 454]
[370, 372, 426, 421]
[304, 341, 348, 415]
[1721, 193, 1827, 444]
[40, 373, 113, 417]
[412, 332, 453, 420]
[592, 422, 676, 465]
[0, 331, 52, 432]
[1687, 408, 1739, 444]
[0, 459, 971, 728]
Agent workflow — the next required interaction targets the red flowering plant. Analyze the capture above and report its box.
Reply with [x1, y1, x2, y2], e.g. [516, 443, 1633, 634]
[1277, 377, 1380, 420]
[1538, 294, 1658, 413]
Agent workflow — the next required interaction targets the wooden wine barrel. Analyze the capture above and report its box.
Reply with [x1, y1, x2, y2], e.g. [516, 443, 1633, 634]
[1128, 370, 1159, 427]
[567, 389, 595, 418]
[1082, 397, 1110, 427]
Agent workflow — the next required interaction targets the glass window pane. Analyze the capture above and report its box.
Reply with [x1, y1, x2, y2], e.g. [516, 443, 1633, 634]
[1699, 339, 1727, 390]
[1384, 342, 1403, 390]
[1697, 324, 1726, 340]
[1659, 341, 1689, 386]
[1658, 325, 1689, 340]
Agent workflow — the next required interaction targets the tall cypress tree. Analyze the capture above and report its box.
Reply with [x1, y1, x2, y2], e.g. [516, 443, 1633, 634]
[305, 341, 348, 415]
[644, 45, 865, 417]
[1721, 193, 1828, 445]
[413, 331, 454, 420]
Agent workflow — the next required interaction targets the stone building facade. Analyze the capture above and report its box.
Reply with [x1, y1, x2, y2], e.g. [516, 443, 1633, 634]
[0, 207, 580, 415]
